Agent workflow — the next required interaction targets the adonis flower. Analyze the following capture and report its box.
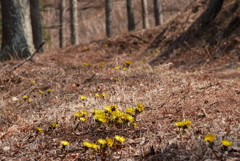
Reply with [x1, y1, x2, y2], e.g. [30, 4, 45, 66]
[221, 139, 232, 146]
[80, 95, 87, 100]
[61, 140, 70, 146]
[204, 134, 215, 143]
[98, 139, 107, 145]
[115, 135, 126, 143]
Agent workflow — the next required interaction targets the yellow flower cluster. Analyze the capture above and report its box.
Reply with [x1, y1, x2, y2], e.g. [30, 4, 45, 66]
[203, 134, 233, 147]
[74, 110, 89, 122]
[83, 135, 126, 150]
[83, 141, 100, 150]
[91, 103, 144, 127]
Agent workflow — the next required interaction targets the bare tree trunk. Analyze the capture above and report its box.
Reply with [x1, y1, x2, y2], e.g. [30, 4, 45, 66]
[1, 0, 34, 60]
[30, 0, 43, 53]
[141, 0, 149, 29]
[19, 0, 34, 54]
[59, 0, 66, 48]
[126, 0, 135, 31]
[153, 0, 162, 26]
[105, 0, 112, 37]
[153, 0, 163, 26]
[70, 0, 79, 45]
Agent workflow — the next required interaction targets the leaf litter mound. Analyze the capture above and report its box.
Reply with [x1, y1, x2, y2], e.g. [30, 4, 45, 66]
[0, 0, 239, 160]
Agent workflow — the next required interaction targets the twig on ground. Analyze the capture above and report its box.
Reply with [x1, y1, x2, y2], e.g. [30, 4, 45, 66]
[6, 42, 45, 74]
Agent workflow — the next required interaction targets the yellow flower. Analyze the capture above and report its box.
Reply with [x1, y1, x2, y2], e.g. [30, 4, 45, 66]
[36, 127, 43, 132]
[97, 116, 108, 123]
[125, 60, 131, 65]
[125, 114, 134, 122]
[126, 107, 134, 114]
[38, 90, 43, 94]
[83, 141, 93, 148]
[204, 134, 215, 143]
[183, 119, 192, 128]
[115, 135, 126, 143]
[123, 68, 127, 70]
[114, 78, 119, 81]
[175, 121, 185, 127]
[91, 143, 100, 149]
[94, 114, 108, 123]
[102, 93, 107, 97]
[27, 99, 32, 103]
[47, 89, 52, 92]
[221, 140, 232, 146]
[51, 123, 59, 127]
[114, 66, 121, 70]
[92, 109, 105, 115]
[74, 111, 82, 117]
[80, 95, 87, 100]
[31, 80, 36, 84]
[83, 62, 90, 66]
[98, 62, 105, 67]
[80, 117, 86, 122]
[124, 60, 131, 67]
[133, 123, 137, 128]
[61, 140, 70, 146]
[104, 44, 108, 47]
[23, 95, 28, 99]
[80, 110, 89, 116]
[98, 139, 107, 145]
[95, 93, 101, 97]
[137, 103, 144, 108]
[134, 107, 145, 113]
[106, 137, 114, 147]
[104, 106, 112, 112]
[110, 105, 118, 111]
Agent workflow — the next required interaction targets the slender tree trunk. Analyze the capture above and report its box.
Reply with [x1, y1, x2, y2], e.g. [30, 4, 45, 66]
[59, 0, 66, 48]
[105, 0, 112, 37]
[141, 0, 149, 29]
[30, 0, 43, 53]
[1, 0, 34, 60]
[126, 0, 135, 31]
[70, 0, 79, 45]
[19, 0, 34, 54]
[153, 0, 162, 26]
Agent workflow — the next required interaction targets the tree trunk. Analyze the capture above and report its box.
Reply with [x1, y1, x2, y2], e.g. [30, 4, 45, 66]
[30, 0, 43, 53]
[141, 0, 149, 29]
[59, 0, 66, 48]
[126, 0, 135, 31]
[105, 0, 112, 37]
[70, 0, 79, 45]
[1, 0, 34, 60]
[153, 0, 162, 26]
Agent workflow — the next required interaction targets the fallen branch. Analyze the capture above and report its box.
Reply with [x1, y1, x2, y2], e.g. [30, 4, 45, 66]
[7, 42, 45, 74]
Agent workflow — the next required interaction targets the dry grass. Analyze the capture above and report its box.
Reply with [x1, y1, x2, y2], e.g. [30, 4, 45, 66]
[0, 0, 239, 160]
[0, 54, 239, 160]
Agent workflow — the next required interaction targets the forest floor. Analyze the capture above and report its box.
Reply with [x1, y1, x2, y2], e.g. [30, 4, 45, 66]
[0, 0, 239, 160]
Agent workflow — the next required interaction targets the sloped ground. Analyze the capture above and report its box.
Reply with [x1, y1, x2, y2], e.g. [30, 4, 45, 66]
[0, 0, 239, 160]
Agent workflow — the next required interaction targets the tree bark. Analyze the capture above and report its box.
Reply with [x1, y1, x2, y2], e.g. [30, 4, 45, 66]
[1, 0, 34, 60]
[141, 0, 149, 29]
[153, 0, 162, 26]
[30, 0, 43, 53]
[105, 0, 112, 37]
[126, 0, 135, 31]
[59, 0, 66, 48]
[70, 0, 79, 45]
